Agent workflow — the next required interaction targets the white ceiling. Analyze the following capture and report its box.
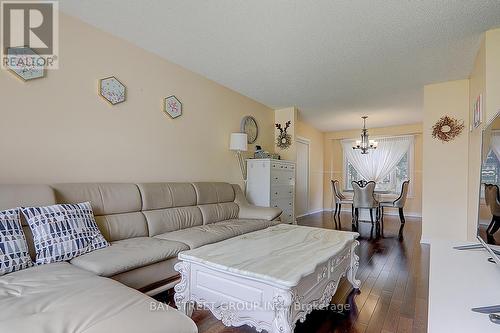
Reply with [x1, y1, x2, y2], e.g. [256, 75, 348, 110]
[60, 1, 500, 131]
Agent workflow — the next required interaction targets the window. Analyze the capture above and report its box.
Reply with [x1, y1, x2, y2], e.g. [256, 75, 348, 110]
[482, 150, 500, 185]
[344, 141, 413, 194]
[480, 150, 500, 198]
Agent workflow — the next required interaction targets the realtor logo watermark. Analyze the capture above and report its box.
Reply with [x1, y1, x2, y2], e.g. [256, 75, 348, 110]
[1, 1, 59, 70]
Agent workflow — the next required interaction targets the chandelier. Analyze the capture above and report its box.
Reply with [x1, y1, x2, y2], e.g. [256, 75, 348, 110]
[352, 116, 377, 154]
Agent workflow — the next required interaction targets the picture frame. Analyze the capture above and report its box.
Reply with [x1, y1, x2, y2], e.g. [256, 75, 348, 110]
[6, 47, 45, 81]
[164, 95, 182, 119]
[473, 94, 482, 129]
[98, 76, 126, 105]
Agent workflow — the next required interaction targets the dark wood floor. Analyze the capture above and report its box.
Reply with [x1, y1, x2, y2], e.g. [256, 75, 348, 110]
[166, 211, 429, 333]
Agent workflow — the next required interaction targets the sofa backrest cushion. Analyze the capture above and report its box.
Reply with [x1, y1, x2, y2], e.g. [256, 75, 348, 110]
[192, 182, 236, 205]
[137, 183, 197, 210]
[51, 183, 147, 242]
[138, 183, 203, 236]
[198, 202, 239, 224]
[0, 185, 56, 210]
[143, 206, 203, 236]
[192, 182, 239, 224]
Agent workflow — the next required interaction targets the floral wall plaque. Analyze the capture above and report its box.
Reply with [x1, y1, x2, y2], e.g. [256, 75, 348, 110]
[99, 76, 126, 105]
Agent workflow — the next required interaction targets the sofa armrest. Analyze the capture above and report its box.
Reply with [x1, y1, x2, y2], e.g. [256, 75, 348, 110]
[231, 184, 282, 221]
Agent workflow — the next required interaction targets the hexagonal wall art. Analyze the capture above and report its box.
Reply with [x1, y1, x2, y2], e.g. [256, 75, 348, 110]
[164, 95, 182, 119]
[99, 76, 126, 105]
[6, 47, 45, 81]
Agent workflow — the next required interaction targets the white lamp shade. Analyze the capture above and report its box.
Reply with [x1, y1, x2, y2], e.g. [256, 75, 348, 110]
[229, 133, 248, 151]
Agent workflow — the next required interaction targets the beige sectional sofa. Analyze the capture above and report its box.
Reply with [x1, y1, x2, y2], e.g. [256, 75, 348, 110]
[0, 182, 281, 333]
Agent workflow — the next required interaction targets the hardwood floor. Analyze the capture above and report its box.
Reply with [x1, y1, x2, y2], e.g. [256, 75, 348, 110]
[164, 211, 429, 333]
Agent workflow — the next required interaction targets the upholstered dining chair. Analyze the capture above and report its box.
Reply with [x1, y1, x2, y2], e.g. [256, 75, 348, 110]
[352, 180, 379, 225]
[484, 184, 500, 237]
[379, 180, 410, 225]
[354, 179, 369, 187]
[331, 180, 353, 219]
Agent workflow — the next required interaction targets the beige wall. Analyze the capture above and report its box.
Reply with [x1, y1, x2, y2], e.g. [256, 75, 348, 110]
[0, 13, 275, 185]
[323, 124, 423, 216]
[422, 80, 470, 242]
[296, 116, 324, 213]
[485, 29, 500, 124]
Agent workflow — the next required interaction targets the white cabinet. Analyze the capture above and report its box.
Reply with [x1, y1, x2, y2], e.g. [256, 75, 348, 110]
[246, 159, 296, 224]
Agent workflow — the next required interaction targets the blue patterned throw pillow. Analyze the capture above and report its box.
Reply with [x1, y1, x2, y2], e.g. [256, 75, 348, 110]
[0, 208, 33, 275]
[22, 202, 109, 265]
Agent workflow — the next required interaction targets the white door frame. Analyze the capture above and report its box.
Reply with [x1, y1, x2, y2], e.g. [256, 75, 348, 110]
[295, 136, 310, 217]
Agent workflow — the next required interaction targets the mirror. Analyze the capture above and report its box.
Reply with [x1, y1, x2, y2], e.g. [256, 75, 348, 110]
[478, 112, 500, 249]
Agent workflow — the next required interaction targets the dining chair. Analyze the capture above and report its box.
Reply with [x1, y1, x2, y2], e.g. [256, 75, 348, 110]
[352, 180, 379, 226]
[354, 179, 368, 187]
[331, 180, 353, 219]
[379, 180, 410, 225]
[484, 184, 500, 237]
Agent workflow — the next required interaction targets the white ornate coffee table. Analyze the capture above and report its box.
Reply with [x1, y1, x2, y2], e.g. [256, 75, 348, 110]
[174, 224, 360, 333]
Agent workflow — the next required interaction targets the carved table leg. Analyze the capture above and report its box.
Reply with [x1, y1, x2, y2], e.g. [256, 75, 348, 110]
[272, 289, 293, 333]
[347, 240, 361, 289]
[174, 261, 194, 317]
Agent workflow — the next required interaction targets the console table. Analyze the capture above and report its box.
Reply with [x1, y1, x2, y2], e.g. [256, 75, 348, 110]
[429, 240, 500, 332]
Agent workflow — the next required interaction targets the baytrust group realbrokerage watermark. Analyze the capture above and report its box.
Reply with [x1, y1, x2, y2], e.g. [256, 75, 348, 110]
[1, 0, 59, 72]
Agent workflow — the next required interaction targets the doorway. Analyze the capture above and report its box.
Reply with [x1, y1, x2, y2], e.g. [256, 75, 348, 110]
[296, 137, 310, 217]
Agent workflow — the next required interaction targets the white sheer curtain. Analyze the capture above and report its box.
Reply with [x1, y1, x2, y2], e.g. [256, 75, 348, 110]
[342, 136, 413, 183]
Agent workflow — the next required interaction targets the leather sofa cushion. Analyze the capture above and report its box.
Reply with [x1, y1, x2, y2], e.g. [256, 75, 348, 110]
[192, 182, 235, 204]
[154, 224, 240, 249]
[137, 183, 197, 210]
[143, 206, 203, 237]
[215, 219, 274, 235]
[199, 202, 239, 224]
[51, 183, 142, 216]
[95, 212, 149, 242]
[70, 237, 188, 277]
[0, 262, 197, 333]
[0, 184, 56, 211]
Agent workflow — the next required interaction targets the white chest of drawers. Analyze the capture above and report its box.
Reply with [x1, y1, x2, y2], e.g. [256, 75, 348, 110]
[246, 159, 296, 224]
